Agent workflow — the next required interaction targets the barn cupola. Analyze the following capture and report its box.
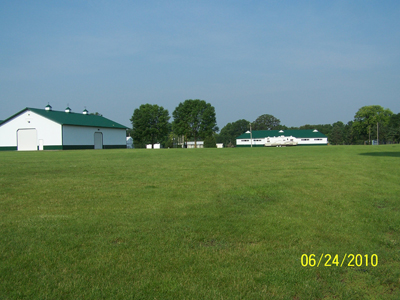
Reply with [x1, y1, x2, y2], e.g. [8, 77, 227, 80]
[82, 108, 89, 115]
[65, 106, 72, 113]
[45, 103, 52, 111]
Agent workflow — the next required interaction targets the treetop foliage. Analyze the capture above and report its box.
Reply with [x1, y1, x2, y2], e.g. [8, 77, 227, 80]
[172, 99, 218, 147]
[130, 104, 170, 148]
[252, 114, 281, 130]
[353, 105, 393, 139]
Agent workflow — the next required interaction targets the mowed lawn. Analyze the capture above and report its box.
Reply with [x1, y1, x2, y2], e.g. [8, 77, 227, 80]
[1, 145, 400, 299]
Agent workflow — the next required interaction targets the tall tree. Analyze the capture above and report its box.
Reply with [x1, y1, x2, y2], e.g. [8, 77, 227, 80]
[353, 105, 393, 144]
[217, 119, 249, 146]
[252, 114, 281, 130]
[130, 104, 170, 148]
[329, 121, 345, 145]
[172, 99, 218, 148]
[387, 113, 400, 143]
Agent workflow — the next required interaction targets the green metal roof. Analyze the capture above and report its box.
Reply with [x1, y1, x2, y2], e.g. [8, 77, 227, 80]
[237, 130, 327, 139]
[1, 108, 128, 129]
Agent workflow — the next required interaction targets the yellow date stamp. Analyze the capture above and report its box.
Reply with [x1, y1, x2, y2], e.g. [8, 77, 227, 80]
[301, 254, 378, 267]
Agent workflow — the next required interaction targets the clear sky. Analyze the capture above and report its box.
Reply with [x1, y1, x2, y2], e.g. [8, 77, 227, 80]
[1, 0, 399, 129]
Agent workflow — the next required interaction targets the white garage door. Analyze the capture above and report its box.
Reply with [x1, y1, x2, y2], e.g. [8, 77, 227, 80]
[94, 132, 103, 149]
[17, 129, 37, 151]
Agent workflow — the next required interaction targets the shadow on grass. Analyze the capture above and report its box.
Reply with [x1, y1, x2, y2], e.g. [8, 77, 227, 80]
[359, 152, 400, 158]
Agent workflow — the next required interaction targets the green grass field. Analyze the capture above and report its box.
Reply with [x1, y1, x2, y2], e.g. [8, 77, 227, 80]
[1, 145, 400, 299]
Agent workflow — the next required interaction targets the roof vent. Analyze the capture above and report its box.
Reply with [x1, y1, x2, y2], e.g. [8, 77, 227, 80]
[45, 103, 52, 111]
[83, 108, 89, 115]
[313, 129, 318, 132]
[65, 106, 72, 113]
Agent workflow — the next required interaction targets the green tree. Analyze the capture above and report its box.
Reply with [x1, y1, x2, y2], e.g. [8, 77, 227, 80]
[158, 123, 173, 148]
[353, 105, 393, 144]
[130, 104, 170, 148]
[329, 121, 345, 145]
[172, 99, 218, 148]
[252, 114, 281, 130]
[343, 121, 358, 145]
[204, 134, 217, 148]
[217, 119, 249, 146]
[387, 113, 400, 143]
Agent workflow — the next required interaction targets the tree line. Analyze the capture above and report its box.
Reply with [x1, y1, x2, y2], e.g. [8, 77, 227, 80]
[218, 105, 399, 146]
[129, 99, 218, 148]
[129, 102, 400, 148]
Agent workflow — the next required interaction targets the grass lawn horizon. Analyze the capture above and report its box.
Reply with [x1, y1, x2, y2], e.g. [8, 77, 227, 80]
[1, 145, 400, 299]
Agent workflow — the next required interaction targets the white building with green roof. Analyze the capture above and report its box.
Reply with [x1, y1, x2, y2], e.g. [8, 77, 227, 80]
[0, 105, 128, 151]
[236, 129, 328, 147]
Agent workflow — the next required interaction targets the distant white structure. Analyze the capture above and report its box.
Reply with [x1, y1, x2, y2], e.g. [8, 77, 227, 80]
[126, 136, 133, 148]
[146, 143, 161, 149]
[216, 143, 224, 148]
[236, 130, 328, 147]
[187, 141, 204, 148]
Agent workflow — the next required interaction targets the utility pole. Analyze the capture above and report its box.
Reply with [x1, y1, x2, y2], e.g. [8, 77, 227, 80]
[377, 122, 379, 145]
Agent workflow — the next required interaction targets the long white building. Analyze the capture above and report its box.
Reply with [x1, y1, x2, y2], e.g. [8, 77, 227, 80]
[236, 129, 328, 147]
[0, 105, 128, 151]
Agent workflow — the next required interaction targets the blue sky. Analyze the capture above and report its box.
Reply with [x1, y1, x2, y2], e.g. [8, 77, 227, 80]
[1, 0, 399, 129]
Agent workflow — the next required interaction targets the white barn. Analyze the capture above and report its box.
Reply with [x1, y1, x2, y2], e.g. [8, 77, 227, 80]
[0, 105, 128, 151]
[236, 129, 328, 147]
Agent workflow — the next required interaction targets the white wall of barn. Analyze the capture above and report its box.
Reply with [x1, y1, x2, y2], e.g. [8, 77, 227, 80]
[293, 137, 328, 145]
[236, 136, 328, 146]
[236, 138, 266, 146]
[0, 110, 62, 147]
[62, 125, 126, 146]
